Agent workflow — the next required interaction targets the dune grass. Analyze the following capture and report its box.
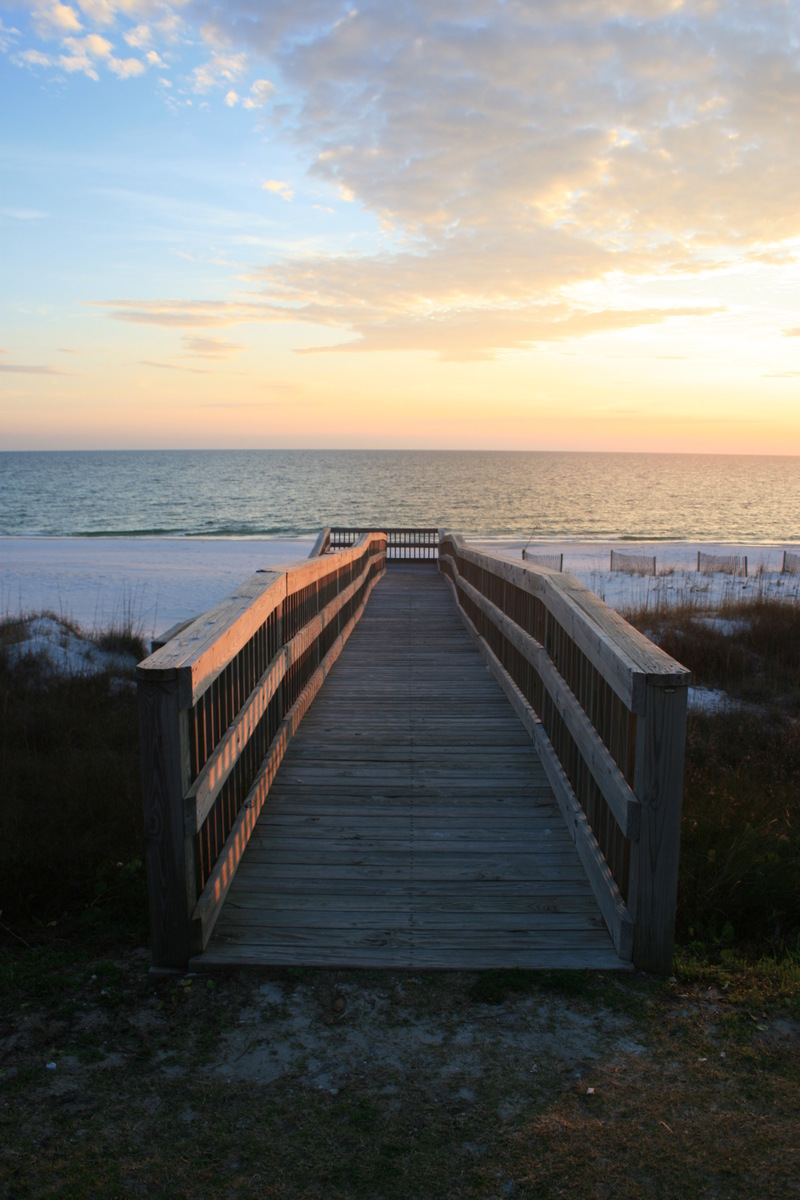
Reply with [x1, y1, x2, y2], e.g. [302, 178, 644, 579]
[0, 615, 147, 946]
[624, 595, 800, 960]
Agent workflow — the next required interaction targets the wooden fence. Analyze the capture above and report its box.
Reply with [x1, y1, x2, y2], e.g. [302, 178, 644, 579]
[610, 549, 656, 576]
[137, 533, 387, 969]
[697, 551, 747, 577]
[439, 533, 690, 974]
[522, 550, 564, 571]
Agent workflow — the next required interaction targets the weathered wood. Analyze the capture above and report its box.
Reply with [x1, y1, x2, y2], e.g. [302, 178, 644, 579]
[697, 550, 747, 577]
[150, 616, 197, 653]
[522, 550, 563, 571]
[330, 527, 439, 560]
[440, 533, 690, 972]
[138, 571, 285, 708]
[610, 549, 656, 576]
[309, 527, 331, 557]
[451, 564, 640, 839]
[442, 535, 689, 705]
[442, 574, 635, 962]
[138, 532, 385, 708]
[201, 566, 628, 971]
[189, 568, 383, 951]
[185, 551, 382, 834]
[138, 675, 194, 969]
[628, 681, 689, 974]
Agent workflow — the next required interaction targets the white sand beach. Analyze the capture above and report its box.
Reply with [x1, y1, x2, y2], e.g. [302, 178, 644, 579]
[2, 536, 798, 643]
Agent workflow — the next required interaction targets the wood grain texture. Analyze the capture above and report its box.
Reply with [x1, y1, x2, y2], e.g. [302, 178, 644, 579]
[441, 534, 690, 709]
[138, 676, 194, 969]
[199, 564, 627, 972]
[628, 680, 689, 974]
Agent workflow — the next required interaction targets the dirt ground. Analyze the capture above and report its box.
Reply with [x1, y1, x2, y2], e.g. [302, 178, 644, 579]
[2, 951, 799, 1199]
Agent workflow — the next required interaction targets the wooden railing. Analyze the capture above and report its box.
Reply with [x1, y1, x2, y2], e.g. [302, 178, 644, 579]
[137, 533, 387, 969]
[329, 527, 439, 560]
[439, 532, 690, 973]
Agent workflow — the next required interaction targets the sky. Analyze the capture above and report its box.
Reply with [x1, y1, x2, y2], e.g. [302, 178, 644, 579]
[1, 0, 799, 452]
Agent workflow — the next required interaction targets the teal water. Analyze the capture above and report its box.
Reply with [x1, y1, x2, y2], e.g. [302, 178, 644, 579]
[1, 449, 798, 543]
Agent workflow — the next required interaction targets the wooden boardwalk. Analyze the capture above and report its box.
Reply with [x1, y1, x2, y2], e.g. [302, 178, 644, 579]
[198, 564, 626, 971]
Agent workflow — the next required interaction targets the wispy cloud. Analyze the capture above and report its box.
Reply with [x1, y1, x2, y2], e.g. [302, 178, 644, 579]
[91, 298, 269, 327]
[0, 363, 67, 374]
[182, 335, 247, 358]
[138, 359, 212, 374]
[0, 207, 48, 220]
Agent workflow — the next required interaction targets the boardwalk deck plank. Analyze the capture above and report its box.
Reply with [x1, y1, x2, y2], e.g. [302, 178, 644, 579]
[199, 564, 627, 971]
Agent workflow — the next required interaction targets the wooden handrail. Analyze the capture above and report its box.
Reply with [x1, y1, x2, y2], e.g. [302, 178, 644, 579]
[330, 527, 439, 559]
[309, 527, 331, 557]
[138, 532, 387, 968]
[439, 531, 690, 973]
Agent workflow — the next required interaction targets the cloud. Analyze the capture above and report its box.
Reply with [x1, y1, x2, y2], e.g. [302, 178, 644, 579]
[123, 23, 150, 48]
[784, 328, 800, 338]
[242, 78, 274, 109]
[16, 47, 57, 68]
[31, 3, 82, 37]
[138, 359, 212, 374]
[0, 207, 48, 220]
[149, 0, 798, 356]
[191, 50, 247, 93]
[0, 18, 22, 53]
[91, 298, 270, 327]
[42, 32, 145, 78]
[182, 335, 247, 357]
[262, 179, 293, 201]
[0, 363, 67, 374]
[31, 0, 798, 360]
[74, 0, 119, 28]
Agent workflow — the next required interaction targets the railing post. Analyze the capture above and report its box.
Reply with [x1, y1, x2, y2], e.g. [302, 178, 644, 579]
[138, 671, 195, 970]
[628, 680, 689, 974]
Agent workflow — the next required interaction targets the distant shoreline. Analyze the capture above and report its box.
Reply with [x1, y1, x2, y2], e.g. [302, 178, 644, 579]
[2, 535, 799, 639]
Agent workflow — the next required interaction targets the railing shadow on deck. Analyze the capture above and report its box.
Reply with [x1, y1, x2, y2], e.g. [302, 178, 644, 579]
[137, 527, 689, 975]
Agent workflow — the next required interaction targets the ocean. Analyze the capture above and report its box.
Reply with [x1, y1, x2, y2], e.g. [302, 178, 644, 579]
[2, 449, 799, 543]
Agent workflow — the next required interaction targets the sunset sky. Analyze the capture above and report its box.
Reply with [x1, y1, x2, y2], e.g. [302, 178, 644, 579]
[1, 0, 799, 452]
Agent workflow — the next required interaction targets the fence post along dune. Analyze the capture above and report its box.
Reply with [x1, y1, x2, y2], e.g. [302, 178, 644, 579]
[438, 532, 690, 974]
[137, 533, 387, 969]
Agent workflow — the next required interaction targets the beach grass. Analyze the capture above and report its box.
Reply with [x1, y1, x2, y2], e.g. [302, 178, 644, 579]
[0, 614, 147, 948]
[623, 596, 800, 962]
